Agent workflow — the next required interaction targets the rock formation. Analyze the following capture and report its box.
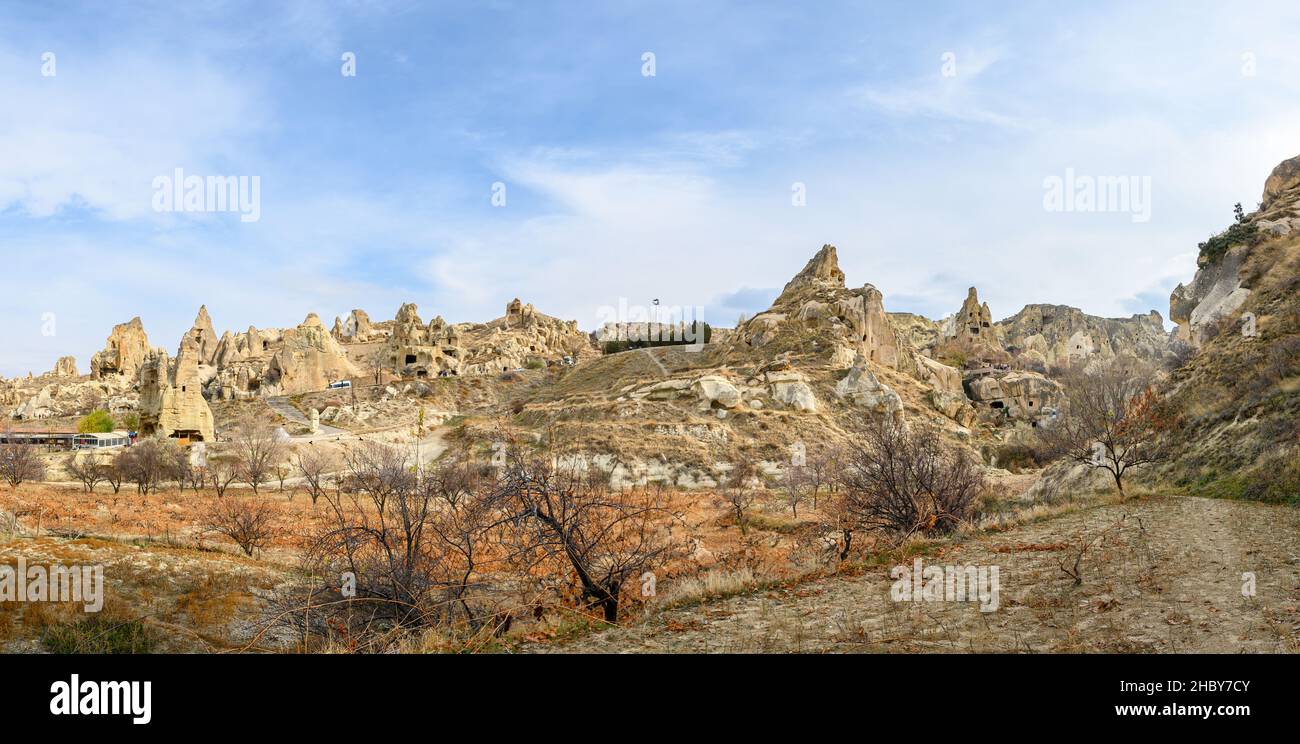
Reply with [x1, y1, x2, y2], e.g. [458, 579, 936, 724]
[964, 369, 1061, 425]
[138, 342, 215, 443]
[935, 287, 1010, 365]
[835, 353, 902, 421]
[51, 356, 78, 378]
[341, 309, 377, 342]
[1261, 153, 1300, 209]
[90, 317, 151, 380]
[996, 305, 1174, 369]
[266, 313, 361, 393]
[728, 245, 906, 371]
[186, 306, 219, 366]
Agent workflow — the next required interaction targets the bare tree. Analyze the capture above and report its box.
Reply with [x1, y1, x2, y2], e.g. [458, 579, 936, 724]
[103, 459, 125, 494]
[295, 446, 335, 505]
[170, 445, 196, 493]
[302, 442, 507, 636]
[65, 454, 106, 493]
[1037, 363, 1173, 497]
[718, 455, 758, 535]
[229, 417, 286, 494]
[804, 446, 834, 508]
[500, 448, 681, 623]
[203, 495, 279, 556]
[779, 463, 807, 518]
[0, 440, 46, 488]
[208, 459, 239, 498]
[116, 437, 177, 496]
[836, 416, 983, 541]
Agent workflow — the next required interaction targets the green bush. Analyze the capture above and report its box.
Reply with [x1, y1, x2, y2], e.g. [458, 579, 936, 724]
[42, 617, 156, 654]
[76, 409, 115, 434]
[1197, 220, 1258, 265]
[524, 358, 545, 370]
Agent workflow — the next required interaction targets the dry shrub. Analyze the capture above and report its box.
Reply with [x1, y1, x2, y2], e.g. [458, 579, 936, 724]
[834, 416, 983, 540]
[202, 495, 279, 556]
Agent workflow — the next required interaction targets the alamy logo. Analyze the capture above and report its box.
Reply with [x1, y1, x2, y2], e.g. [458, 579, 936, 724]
[890, 558, 1000, 612]
[152, 168, 261, 222]
[49, 675, 151, 725]
[1043, 168, 1151, 223]
[0, 557, 103, 612]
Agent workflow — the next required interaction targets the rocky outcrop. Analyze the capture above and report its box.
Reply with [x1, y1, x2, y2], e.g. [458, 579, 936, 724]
[341, 308, 379, 342]
[1154, 152, 1300, 487]
[51, 356, 78, 378]
[728, 245, 906, 371]
[888, 312, 943, 354]
[964, 369, 1061, 425]
[765, 370, 817, 412]
[1261, 154, 1300, 209]
[139, 344, 215, 443]
[692, 375, 742, 409]
[266, 314, 360, 394]
[186, 306, 219, 366]
[935, 287, 1009, 364]
[1169, 246, 1252, 347]
[388, 303, 464, 377]
[835, 353, 902, 421]
[915, 355, 975, 427]
[996, 304, 1175, 368]
[90, 317, 150, 380]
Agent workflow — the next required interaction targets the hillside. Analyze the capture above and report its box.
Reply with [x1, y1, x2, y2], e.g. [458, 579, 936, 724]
[1155, 156, 1300, 501]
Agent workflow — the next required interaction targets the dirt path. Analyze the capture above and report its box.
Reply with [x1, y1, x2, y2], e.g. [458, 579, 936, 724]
[545, 496, 1300, 653]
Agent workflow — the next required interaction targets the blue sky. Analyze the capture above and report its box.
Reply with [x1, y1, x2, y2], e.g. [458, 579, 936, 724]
[3, 0, 1300, 376]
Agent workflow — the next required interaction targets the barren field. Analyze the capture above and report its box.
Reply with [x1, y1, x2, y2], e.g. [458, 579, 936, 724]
[538, 495, 1300, 654]
[3, 474, 1297, 654]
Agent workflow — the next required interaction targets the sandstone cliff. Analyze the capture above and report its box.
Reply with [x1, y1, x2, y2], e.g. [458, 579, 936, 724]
[90, 317, 151, 380]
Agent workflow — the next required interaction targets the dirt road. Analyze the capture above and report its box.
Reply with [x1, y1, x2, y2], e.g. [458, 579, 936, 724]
[547, 496, 1300, 653]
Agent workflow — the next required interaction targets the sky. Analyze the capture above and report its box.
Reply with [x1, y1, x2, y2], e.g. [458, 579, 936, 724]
[2, 0, 1300, 377]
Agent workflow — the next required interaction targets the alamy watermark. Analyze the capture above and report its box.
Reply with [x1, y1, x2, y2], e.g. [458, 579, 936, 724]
[890, 557, 999, 612]
[1043, 168, 1151, 223]
[50, 674, 151, 725]
[152, 168, 261, 223]
[0, 557, 104, 612]
[594, 298, 707, 352]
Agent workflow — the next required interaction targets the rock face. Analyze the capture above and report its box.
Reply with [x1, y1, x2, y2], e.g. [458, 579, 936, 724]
[1169, 246, 1253, 347]
[915, 355, 976, 427]
[1168, 155, 1300, 347]
[888, 312, 943, 353]
[139, 342, 215, 443]
[267, 314, 360, 394]
[90, 317, 151, 380]
[342, 309, 377, 342]
[935, 287, 1009, 364]
[186, 306, 219, 366]
[51, 357, 78, 377]
[728, 245, 906, 371]
[383, 300, 592, 378]
[964, 369, 1061, 425]
[835, 353, 902, 421]
[765, 370, 818, 412]
[996, 305, 1175, 368]
[388, 303, 461, 377]
[1261, 154, 1300, 209]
